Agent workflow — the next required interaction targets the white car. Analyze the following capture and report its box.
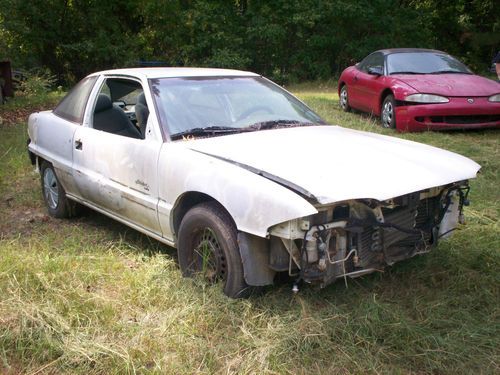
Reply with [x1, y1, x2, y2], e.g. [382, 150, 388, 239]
[27, 68, 480, 298]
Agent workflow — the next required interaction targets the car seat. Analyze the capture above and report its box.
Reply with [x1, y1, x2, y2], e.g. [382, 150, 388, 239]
[93, 94, 142, 139]
[135, 92, 150, 138]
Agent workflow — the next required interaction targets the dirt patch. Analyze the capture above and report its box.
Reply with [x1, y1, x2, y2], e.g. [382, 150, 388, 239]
[0, 98, 59, 127]
[0, 199, 52, 239]
[0, 108, 31, 127]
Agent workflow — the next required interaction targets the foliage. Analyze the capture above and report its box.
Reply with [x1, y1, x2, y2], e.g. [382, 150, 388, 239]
[0, 0, 142, 83]
[409, 0, 500, 70]
[0, 0, 497, 84]
[15, 69, 57, 98]
[0, 88, 498, 374]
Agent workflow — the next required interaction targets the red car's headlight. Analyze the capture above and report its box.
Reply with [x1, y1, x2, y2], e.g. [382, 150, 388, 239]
[404, 94, 449, 103]
[488, 94, 500, 102]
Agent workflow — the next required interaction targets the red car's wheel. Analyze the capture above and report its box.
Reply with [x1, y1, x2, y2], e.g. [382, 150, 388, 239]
[381, 95, 396, 129]
[339, 85, 351, 112]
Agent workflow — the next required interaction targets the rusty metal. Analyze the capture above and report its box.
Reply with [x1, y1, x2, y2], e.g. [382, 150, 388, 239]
[0, 60, 14, 101]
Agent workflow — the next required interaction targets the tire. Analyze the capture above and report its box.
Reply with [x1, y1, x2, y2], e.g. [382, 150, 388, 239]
[40, 162, 79, 218]
[177, 201, 250, 298]
[339, 84, 351, 112]
[381, 94, 396, 129]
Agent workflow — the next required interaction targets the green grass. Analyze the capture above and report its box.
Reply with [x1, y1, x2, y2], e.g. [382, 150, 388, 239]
[0, 87, 499, 374]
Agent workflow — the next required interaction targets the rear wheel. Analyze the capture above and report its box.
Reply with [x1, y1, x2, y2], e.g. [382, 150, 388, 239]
[40, 162, 79, 218]
[381, 94, 396, 129]
[177, 201, 250, 298]
[339, 84, 351, 112]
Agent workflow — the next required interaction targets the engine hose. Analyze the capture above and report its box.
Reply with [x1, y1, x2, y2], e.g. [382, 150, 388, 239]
[297, 228, 309, 283]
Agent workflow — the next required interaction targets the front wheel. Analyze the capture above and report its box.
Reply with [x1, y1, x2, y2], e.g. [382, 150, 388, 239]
[40, 162, 79, 218]
[381, 94, 396, 129]
[177, 201, 250, 298]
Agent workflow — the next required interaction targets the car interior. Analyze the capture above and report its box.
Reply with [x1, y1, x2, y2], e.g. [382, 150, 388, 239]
[92, 78, 149, 139]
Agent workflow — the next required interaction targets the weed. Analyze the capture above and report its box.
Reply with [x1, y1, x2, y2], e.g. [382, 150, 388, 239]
[0, 87, 498, 374]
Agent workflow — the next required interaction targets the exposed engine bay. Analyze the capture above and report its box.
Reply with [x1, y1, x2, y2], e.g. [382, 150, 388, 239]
[267, 183, 469, 288]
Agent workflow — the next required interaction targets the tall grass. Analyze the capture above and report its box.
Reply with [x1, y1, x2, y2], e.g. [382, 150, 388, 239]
[0, 86, 498, 374]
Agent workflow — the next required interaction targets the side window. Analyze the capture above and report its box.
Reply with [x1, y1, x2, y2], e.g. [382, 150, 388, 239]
[53, 76, 97, 123]
[358, 53, 384, 73]
[91, 78, 147, 140]
[372, 53, 384, 72]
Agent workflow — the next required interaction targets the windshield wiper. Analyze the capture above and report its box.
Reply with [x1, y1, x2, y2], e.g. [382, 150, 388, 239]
[428, 70, 472, 75]
[170, 126, 245, 140]
[244, 119, 316, 131]
[389, 71, 421, 75]
[170, 121, 316, 140]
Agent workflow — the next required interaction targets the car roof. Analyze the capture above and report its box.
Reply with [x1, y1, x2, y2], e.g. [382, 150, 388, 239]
[375, 48, 445, 56]
[89, 67, 260, 79]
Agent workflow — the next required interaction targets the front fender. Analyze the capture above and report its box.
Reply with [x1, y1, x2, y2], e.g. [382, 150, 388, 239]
[157, 143, 317, 239]
[390, 79, 419, 101]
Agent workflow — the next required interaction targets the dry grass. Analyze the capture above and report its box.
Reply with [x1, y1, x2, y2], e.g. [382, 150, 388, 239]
[0, 86, 498, 374]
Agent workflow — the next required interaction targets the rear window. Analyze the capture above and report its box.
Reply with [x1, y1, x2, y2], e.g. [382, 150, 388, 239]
[53, 76, 97, 123]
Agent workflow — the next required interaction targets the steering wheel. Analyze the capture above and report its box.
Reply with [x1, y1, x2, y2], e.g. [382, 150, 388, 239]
[237, 105, 274, 121]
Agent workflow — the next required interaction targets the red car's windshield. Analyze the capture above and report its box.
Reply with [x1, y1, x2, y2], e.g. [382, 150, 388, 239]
[387, 52, 472, 75]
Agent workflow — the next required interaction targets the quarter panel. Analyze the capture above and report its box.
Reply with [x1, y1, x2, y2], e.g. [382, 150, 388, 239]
[28, 111, 80, 194]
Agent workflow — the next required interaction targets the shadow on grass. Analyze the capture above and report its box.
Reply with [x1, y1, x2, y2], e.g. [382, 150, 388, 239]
[73, 206, 177, 259]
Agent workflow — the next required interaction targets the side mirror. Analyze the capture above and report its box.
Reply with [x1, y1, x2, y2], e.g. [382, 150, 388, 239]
[368, 66, 383, 76]
[113, 100, 126, 108]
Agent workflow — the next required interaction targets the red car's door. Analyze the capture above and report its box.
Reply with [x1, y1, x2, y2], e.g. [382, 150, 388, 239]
[348, 52, 386, 114]
[353, 72, 385, 114]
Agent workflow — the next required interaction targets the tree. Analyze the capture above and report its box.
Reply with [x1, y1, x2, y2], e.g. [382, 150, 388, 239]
[0, 0, 496, 84]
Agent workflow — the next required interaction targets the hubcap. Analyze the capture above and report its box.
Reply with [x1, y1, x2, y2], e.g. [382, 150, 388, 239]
[382, 100, 393, 128]
[193, 228, 226, 282]
[43, 168, 59, 209]
[340, 87, 348, 109]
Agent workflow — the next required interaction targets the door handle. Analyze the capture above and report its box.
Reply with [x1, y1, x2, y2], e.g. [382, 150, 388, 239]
[75, 139, 83, 150]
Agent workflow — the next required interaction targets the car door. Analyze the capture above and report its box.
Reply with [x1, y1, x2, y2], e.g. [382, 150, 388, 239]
[349, 52, 386, 113]
[72, 75, 163, 235]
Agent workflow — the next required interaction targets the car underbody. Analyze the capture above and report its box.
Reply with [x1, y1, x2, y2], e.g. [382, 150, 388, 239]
[258, 183, 469, 288]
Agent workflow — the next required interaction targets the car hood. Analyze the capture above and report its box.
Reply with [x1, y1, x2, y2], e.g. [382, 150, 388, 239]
[183, 126, 480, 204]
[395, 74, 499, 97]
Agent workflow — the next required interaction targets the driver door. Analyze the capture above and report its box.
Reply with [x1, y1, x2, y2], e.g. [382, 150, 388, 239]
[72, 76, 163, 235]
[350, 52, 385, 113]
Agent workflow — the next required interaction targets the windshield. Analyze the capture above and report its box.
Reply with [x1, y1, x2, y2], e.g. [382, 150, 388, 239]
[387, 52, 472, 75]
[149, 76, 324, 139]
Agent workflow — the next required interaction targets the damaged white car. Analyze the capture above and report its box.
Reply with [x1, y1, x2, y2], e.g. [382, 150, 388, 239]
[27, 68, 480, 298]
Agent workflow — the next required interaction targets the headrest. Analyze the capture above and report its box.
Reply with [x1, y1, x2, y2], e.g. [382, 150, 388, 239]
[95, 94, 112, 113]
[136, 92, 147, 106]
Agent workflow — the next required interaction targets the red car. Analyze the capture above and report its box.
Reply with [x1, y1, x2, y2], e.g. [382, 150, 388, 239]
[338, 48, 500, 131]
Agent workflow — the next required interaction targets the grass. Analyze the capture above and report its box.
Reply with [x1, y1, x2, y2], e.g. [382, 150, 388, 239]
[0, 86, 499, 374]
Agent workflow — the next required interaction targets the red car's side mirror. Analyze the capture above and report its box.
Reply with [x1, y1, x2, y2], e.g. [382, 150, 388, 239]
[368, 66, 383, 76]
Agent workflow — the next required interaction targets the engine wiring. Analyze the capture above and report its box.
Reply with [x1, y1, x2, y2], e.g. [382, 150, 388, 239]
[294, 184, 469, 288]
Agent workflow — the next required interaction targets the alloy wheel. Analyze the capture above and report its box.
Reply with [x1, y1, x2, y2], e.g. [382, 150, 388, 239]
[382, 100, 393, 128]
[43, 168, 59, 209]
[340, 87, 348, 110]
